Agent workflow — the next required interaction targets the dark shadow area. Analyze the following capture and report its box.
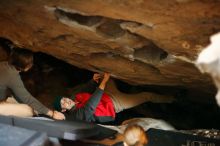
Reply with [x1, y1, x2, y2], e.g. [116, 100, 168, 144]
[115, 101, 220, 130]
[33, 52, 93, 88]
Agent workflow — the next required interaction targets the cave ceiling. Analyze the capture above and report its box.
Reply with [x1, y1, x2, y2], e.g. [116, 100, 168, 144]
[0, 0, 220, 98]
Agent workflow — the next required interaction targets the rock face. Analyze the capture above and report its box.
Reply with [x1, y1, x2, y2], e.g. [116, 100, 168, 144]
[0, 0, 220, 101]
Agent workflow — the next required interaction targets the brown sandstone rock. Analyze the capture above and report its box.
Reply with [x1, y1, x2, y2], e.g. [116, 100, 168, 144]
[0, 0, 220, 101]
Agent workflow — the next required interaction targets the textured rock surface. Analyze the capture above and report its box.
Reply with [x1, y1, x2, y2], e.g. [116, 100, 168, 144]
[0, 0, 220, 100]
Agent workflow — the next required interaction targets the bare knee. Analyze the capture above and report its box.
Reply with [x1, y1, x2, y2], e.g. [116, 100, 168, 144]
[0, 103, 34, 117]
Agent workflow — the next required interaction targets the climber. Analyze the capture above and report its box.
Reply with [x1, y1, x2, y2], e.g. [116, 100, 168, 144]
[53, 72, 174, 123]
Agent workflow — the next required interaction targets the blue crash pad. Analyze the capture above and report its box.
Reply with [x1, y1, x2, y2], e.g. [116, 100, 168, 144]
[0, 123, 48, 146]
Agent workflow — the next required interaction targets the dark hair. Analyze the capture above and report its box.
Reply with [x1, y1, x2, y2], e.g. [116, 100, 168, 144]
[8, 48, 33, 71]
[53, 96, 63, 111]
